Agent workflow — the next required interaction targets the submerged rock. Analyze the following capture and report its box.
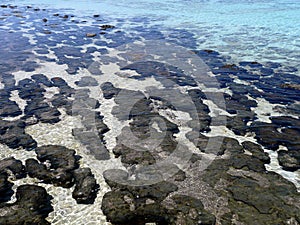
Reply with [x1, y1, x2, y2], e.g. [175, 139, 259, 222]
[75, 76, 98, 87]
[100, 24, 115, 30]
[102, 186, 215, 225]
[72, 168, 99, 204]
[0, 119, 37, 150]
[25, 158, 74, 188]
[25, 145, 79, 188]
[0, 93, 22, 117]
[280, 83, 300, 90]
[0, 185, 53, 225]
[0, 157, 25, 179]
[0, 173, 13, 204]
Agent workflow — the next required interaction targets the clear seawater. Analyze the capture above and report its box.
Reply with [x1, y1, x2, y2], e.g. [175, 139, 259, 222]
[4, 0, 300, 74]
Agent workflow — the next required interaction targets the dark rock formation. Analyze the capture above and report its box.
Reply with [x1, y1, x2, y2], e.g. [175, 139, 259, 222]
[0, 173, 13, 204]
[75, 76, 98, 87]
[101, 82, 121, 99]
[278, 150, 300, 171]
[25, 145, 79, 188]
[102, 176, 215, 225]
[167, 195, 216, 225]
[0, 157, 25, 179]
[121, 61, 198, 87]
[0, 90, 22, 117]
[242, 141, 270, 164]
[187, 89, 211, 132]
[72, 168, 99, 204]
[26, 158, 74, 188]
[0, 185, 53, 225]
[72, 89, 110, 160]
[25, 145, 100, 203]
[100, 25, 115, 30]
[113, 144, 156, 166]
[0, 119, 37, 150]
[35, 145, 78, 170]
[200, 137, 300, 225]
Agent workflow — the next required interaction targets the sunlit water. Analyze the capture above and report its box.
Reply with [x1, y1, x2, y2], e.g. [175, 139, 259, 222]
[4, 0, 300, 74]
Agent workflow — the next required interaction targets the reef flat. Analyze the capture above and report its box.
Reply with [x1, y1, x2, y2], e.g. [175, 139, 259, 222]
[0, 4, 299, 225]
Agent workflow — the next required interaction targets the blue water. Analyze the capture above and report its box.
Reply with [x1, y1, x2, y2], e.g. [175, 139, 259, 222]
[5, 0, 300, 74]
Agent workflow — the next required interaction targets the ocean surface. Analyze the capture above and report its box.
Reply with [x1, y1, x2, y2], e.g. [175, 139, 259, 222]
[4, 0, 300, 74]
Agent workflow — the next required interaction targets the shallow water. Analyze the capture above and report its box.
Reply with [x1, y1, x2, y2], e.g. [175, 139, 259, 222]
[5, 0, 300, 73]
[0, 1, 300, 224]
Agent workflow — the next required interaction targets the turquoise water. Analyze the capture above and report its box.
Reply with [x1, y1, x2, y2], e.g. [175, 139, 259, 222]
[4, 0, 300, 73]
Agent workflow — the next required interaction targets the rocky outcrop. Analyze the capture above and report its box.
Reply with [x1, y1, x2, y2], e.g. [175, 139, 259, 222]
[0, 157, 25, 179]
[25, 145, 78, 188]
[0, 185, 53, 225]
[0, 119, 37, 150]
[0, 173, 13, 204]
[278, 150, 300, 171]
[72, 168, 99, 204]
[25, 145, 99, 203]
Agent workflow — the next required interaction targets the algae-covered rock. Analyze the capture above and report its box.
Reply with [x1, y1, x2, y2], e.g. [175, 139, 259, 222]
[0, 185, 53, 225]
[72, 168, 99, 204]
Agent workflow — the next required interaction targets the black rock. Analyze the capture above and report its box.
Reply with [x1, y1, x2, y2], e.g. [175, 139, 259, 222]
[0, 173, 13, 204]
[100, 24, 115, 30]
[100, 82, 121, 99]
[242, 141, 270, 164]
[278, 150, 300, 171]
[169, 195, 216, 225]
[0, 119, 37, 150]
[250, 121, 281, 150]
[35, 145, 78, 171]
[0, 157, 25, 179]
[31, 74, 53, 87]
[230, 154, 266, 172]
[0, 100, 22, 117]
[103, 170, 178, 201]
[113, 144, 156, 166]
[25, 145, 80, 188]
[0, 184, 53, 225]
[121, 61, 197, 87]
[17, 78, 45, 100]
[72, 168, 99, 204]
[101, 184, 215, 225]
[25, 158, 74, 188]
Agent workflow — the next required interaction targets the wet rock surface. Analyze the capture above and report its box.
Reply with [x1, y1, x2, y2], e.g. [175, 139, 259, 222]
[25, 145, 79, 188]
[278, 150, 300, 171]
[25, 145, 100, 201]
[201, 140, 300, 225]
[0, 185, 53, 225]
[72, 168, 99, 204]
[0, 157, 25, 179]
[0, 119, 37, 150]
[0, 173, 14, 204]
[102, 169, 216, 224]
